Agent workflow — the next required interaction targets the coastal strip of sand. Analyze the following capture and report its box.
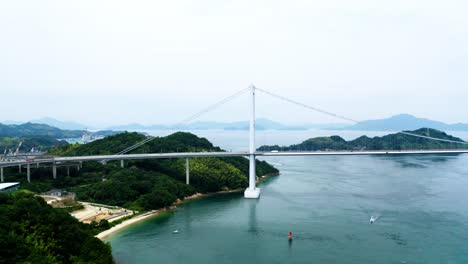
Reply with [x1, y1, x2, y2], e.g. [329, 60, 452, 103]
[96, 209, 163, 240]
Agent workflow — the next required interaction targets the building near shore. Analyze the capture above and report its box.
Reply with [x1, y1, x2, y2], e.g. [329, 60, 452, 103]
[43, 189, 76, 200]
[0, 182, 20, 193]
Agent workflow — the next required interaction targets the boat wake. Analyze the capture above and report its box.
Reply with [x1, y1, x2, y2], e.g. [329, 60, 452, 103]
[369, 214, 382, 224]
[357, 205, 383, 224]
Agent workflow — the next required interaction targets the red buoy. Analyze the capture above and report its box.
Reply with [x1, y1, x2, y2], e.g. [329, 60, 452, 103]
[288, 231, 293, 240]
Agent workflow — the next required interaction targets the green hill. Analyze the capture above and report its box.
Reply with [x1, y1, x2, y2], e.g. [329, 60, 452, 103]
[0, 192, 114, 264]
[258, 128, 468, 151]
[7, 132, 278, 211]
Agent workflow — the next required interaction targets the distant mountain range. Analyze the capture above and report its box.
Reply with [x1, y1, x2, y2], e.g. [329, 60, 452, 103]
[106, 118, 346, 131]
[4, 117, 305, 131]
[0, 123, 122, 151]
[29, 117, 88, 130]
[105, 114, 468, 131]
[340, 114, 468, 131]
[0, 117, 344, 131]
[0, 123, 120, 139]
[3, 117, 88, 130]
[3, 114, 468, 132]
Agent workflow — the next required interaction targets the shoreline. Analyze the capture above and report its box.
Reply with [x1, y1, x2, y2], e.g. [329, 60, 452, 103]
[95, 173, 279, 240]
[95, 209, 166, 240]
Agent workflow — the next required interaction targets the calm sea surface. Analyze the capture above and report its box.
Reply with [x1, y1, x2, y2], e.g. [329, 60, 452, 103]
[107, 130, 468, 263]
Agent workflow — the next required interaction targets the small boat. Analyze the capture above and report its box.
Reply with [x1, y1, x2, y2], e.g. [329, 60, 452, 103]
[172, 230, 179, 234]
[370, 216, 376, 224]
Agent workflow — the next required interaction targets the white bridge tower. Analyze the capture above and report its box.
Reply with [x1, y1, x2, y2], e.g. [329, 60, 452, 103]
[244, 85, 261, 198]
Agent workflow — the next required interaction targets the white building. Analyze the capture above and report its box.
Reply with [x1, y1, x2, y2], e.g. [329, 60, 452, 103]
[0, 182, 20, 193]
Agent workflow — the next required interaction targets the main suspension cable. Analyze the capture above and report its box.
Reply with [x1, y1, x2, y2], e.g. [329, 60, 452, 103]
[114, 87, 250, 155]
[256, 87, 467, 145]
[256, 87, 359, 123]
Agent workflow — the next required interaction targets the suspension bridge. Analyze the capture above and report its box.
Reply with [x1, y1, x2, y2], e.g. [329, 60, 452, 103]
[1, 86, 467, 198]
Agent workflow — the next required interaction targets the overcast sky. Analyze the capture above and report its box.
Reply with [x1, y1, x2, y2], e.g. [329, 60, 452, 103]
[1, 0, 467, 126]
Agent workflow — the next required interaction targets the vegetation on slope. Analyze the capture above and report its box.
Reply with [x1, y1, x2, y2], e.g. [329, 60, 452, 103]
[0, 192, 114, 264]
[258, 128, 467, 151]
[73, 169, 196, 210]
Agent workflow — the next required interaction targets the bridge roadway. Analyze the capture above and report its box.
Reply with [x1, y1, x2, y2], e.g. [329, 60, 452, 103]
[1, 149, 468, 168]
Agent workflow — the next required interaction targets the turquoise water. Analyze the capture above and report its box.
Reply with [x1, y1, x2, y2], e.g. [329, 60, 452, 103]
[107, 154, 468, 263]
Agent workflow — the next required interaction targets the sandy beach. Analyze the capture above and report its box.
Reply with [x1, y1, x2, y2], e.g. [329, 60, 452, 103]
[96, 210, 164, 240]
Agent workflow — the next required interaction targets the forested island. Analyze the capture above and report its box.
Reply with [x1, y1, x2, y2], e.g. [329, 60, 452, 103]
[5, 132, 278, 210]
[47, 132, 277, 209]
[258, 128, 467, 151]
[1, 132, 279, 263]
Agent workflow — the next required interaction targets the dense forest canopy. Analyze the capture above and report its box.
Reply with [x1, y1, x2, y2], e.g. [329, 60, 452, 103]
[0, 192, 114, 264]
[49, 132, 218, 156]
[258, 128, 468, 151]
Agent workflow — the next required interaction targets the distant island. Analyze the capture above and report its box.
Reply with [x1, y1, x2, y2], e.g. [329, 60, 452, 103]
[338, 114, 468, 131]
[258, 128, 468, 151]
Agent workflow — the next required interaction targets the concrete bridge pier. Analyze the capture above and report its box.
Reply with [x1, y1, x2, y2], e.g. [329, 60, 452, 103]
[121, 160, 124, 168]
[18, 165, 22, 174]
[77, 165, 80, 171]
[27, 164, 31, 183]
[1, 167, 4, 182]
[244, 154, 260, 198]
[53, 163, 57, 179]
[186, 158, 190, 185]
[67, 166, 70, 177]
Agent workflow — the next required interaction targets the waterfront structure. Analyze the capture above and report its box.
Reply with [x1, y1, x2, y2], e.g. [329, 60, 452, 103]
[0, 182, 20, 193]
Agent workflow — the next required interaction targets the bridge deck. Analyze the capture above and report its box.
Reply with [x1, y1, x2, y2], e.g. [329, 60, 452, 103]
[257, 149, 468, 156]
[1, 149, 468, 168]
